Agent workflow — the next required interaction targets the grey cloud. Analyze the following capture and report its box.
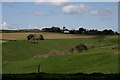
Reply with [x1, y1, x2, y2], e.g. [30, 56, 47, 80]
[34, 12, 47, 16]
[7, 2, 14, 8]
[90, 8, 117, 16]
[34, 0, 69, 6]
[99, 17, 113, 21]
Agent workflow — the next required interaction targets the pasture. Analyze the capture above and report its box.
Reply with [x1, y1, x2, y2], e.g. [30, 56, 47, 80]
[2, 33, 119, 74]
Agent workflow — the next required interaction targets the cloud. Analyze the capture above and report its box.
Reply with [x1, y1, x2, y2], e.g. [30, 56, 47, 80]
[3, 22, 7, 27]
[34, 12, 46, 16]
[62, 4, 92, 14]
[0, 24, 2, 29]
[90, 8, 117, 16]
[1, 22, 19, 30]
[34, 0, 69, 6]
[28, 25, 32, 28]
[34, 26, 38, 29]
[49, 11, 55, 15]
[28, 25, 39, 29]
[7, 2, 14, 8]
[2, 22, 9, 30]
[99, 17, 113, 21]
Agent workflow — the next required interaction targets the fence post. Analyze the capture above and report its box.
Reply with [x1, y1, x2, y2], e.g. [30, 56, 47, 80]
[38, 64, 40, 74]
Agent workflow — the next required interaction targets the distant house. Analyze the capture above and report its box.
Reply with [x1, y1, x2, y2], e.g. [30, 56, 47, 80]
[64, 30, 70, 34]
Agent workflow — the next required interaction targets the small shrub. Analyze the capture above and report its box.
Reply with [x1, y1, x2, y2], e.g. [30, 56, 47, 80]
[27, 34, 44, 41]
[112, 46, 118, 49]
[27, 34, 34, 40]
[75, 44, 88, 51]
[98, 40, 101, 43]
[39, 35, 44, 40]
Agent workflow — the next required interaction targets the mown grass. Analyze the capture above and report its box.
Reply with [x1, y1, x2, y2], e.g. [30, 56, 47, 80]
[2, 35, 119, 74]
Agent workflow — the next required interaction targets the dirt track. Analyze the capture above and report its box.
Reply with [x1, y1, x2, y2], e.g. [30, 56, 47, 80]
[2, 33, 94, 40]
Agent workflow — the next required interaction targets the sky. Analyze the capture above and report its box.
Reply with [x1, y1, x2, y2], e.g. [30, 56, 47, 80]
[1, 2, 118, 31]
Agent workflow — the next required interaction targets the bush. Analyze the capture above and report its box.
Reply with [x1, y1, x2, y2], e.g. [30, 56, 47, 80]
[75, 44, 88, 51]
[39, 35, 44, 40]
[27, 34, 34, 40]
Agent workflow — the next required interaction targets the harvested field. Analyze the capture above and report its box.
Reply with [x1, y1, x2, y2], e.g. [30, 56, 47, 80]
[0, 40, 8, 43]
[2, 33, 94, 40]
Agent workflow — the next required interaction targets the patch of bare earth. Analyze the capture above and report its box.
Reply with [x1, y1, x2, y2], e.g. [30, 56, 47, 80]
[112, 46, 120, 54]
[4, 60, 8, 63]
[113, 51, 120, 54]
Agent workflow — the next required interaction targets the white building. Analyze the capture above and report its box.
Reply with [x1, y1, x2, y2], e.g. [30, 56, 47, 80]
[64, 31, 70, 34]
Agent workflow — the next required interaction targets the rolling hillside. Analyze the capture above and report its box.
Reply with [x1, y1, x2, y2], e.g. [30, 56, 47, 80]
[2, 33, 119, 74]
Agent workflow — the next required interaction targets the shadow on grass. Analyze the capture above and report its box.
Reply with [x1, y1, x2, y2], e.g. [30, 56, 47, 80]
[2, 72, 120, 80]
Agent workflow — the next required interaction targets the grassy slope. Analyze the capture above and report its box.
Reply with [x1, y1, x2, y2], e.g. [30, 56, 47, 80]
[2, 35, 118, 74]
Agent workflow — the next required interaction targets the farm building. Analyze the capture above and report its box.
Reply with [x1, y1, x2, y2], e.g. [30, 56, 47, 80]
[64, 31, 70, 34]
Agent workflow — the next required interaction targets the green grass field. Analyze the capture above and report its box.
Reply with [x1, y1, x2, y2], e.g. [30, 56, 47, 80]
[2, 34, 119, 74]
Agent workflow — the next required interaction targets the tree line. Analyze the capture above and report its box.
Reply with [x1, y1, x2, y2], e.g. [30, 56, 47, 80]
[42, 26, 119, 35]
[2, 26, 119, 35]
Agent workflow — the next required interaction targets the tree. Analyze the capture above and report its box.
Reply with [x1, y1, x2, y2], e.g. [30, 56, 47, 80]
[102, 29, 114, 35]
[39, 35, 44, 40]
[27, 34, 34, 40]
[69, 29, 76, 34]
[79, 28, 86, 34]
[63, 26, 66, 30]
[51, 26, 61, 32]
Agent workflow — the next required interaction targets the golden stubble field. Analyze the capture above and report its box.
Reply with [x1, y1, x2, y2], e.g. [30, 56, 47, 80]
[2, 32, 94, 40]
